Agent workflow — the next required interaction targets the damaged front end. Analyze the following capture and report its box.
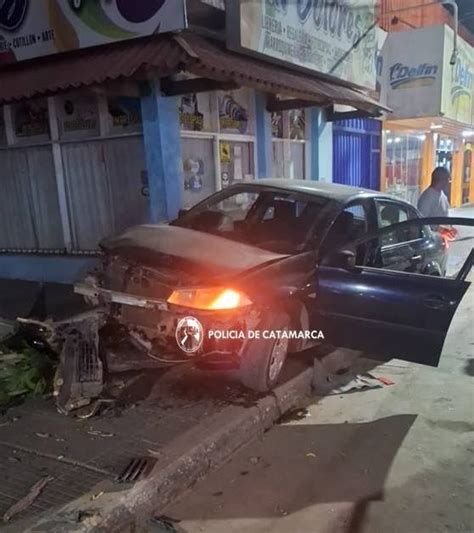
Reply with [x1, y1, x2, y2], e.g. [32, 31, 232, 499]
[74, 253, 262, 372]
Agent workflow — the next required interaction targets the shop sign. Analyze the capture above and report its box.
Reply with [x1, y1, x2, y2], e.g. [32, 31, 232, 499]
[57, 92, 99, 138]
[227, 0, 377, 90]
[0, 0, 186, 65]
[179, 93, 212, 132]
[219, 91, 250, 134]
[379, 25, 443, 119]
[441, 26, 473, 126]
[389, 63, 438, 90]
[220, 142, 231, 163]
[108, 96, 142, 133]
[13, 99, 50, 139]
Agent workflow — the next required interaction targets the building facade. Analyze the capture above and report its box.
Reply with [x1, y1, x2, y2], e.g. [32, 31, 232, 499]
[0, 0, 384, 283]
[378, 22, 474, 206]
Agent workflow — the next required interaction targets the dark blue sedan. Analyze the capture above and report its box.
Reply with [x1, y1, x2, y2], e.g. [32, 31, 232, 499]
[77, 179, 474, 392]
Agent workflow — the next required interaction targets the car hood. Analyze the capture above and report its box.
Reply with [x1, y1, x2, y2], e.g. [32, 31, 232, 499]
[101, 224, 289, 278]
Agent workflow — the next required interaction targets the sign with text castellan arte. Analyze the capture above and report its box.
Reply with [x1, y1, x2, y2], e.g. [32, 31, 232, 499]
[380, 24, 473, 126]
[0, 0, 186, 65]
[226, 0, 377, 90]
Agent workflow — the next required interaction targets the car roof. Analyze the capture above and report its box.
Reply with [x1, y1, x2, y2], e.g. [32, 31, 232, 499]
[250, 178, 393, 203]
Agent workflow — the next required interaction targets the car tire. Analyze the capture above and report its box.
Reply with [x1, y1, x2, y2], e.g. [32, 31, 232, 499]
[239, 311, 290, 393]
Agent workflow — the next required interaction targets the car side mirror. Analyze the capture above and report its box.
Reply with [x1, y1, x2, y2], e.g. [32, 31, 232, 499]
[178, 208, 188, 218]
[326, 249, 357, 270]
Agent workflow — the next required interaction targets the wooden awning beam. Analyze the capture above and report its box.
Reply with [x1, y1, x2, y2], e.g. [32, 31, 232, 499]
[161, 77, 239, 96]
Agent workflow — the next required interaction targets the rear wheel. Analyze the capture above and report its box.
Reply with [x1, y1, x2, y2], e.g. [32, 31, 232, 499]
[239, 312, 290, 392]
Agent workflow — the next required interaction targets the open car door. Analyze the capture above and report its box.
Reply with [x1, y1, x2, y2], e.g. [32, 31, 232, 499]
[316, 217, 474, 367]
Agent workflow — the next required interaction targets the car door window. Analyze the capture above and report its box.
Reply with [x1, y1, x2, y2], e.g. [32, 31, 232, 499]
[376, 201, 422, 246]
[322, 202, 370, 265]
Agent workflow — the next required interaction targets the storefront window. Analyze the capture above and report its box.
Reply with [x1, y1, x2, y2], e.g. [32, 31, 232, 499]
[12, 99, 50, 142]
[385, 132, 424, 205]
[179, 88, 257, 209]
[272, 109, 307, 179]
[57, 92, 100, 139]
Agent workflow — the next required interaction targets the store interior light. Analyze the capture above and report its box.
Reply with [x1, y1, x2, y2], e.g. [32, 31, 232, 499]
[462, 130, 474, 137]
[430, 123, 443, 130]
[384, 129, 391, 133]
[417, 134, 426, 141]
[387, 138, 393, 144]
[394, 137, 401, 143]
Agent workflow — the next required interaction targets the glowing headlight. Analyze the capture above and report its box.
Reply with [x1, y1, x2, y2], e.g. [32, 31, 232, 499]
[167, 288, 252, 310]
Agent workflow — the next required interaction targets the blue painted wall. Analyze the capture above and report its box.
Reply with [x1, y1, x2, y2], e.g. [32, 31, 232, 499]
[140, 79, 182, 222]
[310, 108, 333, 182]
[255, 92, 272, 178]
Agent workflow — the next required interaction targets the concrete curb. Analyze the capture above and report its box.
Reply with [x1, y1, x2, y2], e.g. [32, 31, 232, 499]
[24, 366, 313, 532]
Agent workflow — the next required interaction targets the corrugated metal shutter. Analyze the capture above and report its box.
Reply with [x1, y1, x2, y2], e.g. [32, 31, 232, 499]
[62, 137, 149, 251]
[332, 119, 381, 190]
[0, 146, 64, 249]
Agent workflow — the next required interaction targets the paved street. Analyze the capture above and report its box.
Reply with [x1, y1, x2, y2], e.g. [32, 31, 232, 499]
[165, 209, 474, 533]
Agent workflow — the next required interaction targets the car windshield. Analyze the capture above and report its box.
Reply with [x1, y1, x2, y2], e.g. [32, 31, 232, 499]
[174, 185, 331, 254]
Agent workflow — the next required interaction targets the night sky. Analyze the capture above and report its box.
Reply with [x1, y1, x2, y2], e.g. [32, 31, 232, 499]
[453, 0, 474, 34]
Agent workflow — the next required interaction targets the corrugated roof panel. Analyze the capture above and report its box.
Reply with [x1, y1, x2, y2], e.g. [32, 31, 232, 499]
[0, 32, 388, 116]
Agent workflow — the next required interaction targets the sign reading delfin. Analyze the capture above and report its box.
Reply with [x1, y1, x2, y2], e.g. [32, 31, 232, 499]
[389, 63, 438, 89]
[226, 0, 377, 90]
[0, 0, 187, 65]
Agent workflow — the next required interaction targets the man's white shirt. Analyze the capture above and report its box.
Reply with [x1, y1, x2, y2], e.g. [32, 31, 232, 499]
[417, 187, 450, 217]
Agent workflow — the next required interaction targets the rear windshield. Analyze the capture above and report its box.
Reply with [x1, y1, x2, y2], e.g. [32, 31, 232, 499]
[174, 185, 330, 254]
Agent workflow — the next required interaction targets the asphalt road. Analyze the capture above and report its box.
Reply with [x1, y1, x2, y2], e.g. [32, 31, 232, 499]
[165, 206, 474, 533]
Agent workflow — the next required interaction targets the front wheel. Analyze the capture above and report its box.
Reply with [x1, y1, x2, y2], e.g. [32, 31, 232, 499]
[238, 312, 290, 392]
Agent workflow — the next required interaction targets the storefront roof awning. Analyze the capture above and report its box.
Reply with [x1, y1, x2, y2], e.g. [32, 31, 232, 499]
[0, 32, 389, 116]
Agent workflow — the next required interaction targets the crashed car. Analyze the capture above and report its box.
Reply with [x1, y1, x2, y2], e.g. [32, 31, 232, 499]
[75, 179, 474, 392]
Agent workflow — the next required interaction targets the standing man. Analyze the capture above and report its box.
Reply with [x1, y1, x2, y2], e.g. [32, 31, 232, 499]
[417, 166, 450, 217]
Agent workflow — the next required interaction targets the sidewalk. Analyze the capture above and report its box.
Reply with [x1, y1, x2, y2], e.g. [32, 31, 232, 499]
[0, 356, 314, 531]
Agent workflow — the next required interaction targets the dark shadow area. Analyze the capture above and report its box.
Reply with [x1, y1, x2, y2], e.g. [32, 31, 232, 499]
[168, 414, 417, 532]
[464, 358, 474, 376]
[0, 280, 88, 321]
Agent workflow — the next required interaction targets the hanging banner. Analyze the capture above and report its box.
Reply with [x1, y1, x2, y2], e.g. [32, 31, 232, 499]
[0, 0, 186, 65]
[380, 24, 473, 126]
[379, 25, 444, 120]
[441, 26, 473, 126]
[227, 0, 377, 90]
